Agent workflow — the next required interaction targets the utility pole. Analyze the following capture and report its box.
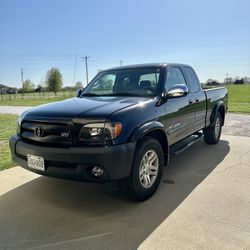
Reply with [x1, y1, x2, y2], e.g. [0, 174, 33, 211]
[73, 54, 77, 86]
[226, 73, 229, 85]
[119, 60, 123, 66]
[21, 68, 24, 99]
[82, 55, 89, 85]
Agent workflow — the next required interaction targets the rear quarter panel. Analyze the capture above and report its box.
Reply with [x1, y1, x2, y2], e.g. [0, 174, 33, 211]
[204, 87, 228, 126]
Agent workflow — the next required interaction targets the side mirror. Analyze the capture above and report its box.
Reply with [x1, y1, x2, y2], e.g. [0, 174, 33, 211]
[166, 84, 188, 98]
[76, 88, 84, 97]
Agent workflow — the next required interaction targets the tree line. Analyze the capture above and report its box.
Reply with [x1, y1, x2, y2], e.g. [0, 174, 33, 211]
[205, 76, 250, 86]
[22, 67, 83, 95]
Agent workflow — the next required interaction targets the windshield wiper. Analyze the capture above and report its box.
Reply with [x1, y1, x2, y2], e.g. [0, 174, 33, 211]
[81, 93, 100, 97]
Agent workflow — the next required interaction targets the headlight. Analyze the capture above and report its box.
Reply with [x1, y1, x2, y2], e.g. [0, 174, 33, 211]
[16, 109, 31, 135]
[17, 116, 22, 135]
[79, 121, 122, 141]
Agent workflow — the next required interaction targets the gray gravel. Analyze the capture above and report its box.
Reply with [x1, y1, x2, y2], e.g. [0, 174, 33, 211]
[223, 113, 250, 137]
[0, 106, 249, 137]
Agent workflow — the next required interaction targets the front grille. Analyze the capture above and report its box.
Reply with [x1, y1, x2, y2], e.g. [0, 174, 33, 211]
[21, 121, 73, 146]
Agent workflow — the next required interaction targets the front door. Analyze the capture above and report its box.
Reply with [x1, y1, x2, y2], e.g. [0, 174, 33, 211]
[163, 67, 195, 145]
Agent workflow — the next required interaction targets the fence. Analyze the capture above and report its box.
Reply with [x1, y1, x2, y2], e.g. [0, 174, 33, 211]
[0, 90, 76, 102]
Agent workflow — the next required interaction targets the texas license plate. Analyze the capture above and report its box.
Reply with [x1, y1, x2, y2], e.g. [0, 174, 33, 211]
[27, 154, 45, 171]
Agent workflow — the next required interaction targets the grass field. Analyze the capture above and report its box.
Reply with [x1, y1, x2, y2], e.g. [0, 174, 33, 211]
[0, 91, 75, 106]
[0, 114, 18, 170]
[227, 85, 250, 113]
[0, 96, 75, 106]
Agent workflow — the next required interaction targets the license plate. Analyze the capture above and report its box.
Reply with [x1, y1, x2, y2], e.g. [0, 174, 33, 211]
[27, 154, 45, 171]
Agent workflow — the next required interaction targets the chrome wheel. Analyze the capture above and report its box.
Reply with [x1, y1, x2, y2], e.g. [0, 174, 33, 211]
[214, 117, 221, 139]
[139, 149, 159, 189]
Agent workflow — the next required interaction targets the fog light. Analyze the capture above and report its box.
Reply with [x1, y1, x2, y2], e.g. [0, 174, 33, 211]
[92, 166, 104, 177]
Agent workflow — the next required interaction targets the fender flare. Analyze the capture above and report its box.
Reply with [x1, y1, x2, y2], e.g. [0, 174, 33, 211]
[210, 101, 225, 127]
[130, 121, 166, 142]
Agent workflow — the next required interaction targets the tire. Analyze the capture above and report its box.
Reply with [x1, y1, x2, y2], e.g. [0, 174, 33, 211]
[119, 136, 164, 201]
[203, 112, 222, 144]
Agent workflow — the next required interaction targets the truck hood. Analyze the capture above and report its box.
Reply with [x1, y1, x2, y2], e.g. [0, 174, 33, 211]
[24, 96, 150, 120]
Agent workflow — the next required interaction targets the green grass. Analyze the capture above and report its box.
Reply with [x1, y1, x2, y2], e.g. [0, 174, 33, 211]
[226, 85, 250, 114]
[0, 91, 75, 106]
[0, 114, 18, 170]
[0, 96, 74, 106]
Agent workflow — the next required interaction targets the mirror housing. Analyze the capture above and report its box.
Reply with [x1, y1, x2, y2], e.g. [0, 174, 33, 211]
[156, 84, 189, 106]
[166, 84, 189, 98]
[76, 87, 85, 97]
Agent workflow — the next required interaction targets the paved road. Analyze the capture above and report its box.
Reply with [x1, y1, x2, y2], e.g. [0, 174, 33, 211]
[0, 105, 249, 137]
[0, 135, 249, 249]
[140, 135, 250, 250]
[0, 105, 32, 115]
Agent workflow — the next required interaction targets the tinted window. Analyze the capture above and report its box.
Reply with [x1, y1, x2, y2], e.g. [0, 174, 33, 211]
[183, 67, 200, 93]
[165, 67, 186, 90]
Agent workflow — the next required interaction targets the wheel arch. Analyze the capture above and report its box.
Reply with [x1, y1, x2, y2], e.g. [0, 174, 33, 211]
[130, 121, 169, 165]
[210, 102, 226, 126]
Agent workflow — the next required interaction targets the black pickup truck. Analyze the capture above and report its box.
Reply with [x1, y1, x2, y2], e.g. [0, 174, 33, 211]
[9, 63, 228, 200]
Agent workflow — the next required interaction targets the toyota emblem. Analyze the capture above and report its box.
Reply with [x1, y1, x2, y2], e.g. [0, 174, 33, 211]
[34, 126, 45, 137]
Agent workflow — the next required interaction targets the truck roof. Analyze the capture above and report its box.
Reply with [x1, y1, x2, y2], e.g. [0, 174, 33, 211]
[104, 63, 192, 71]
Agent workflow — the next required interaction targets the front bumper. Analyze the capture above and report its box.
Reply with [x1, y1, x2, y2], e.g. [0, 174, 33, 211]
[9, 135, 136, 182]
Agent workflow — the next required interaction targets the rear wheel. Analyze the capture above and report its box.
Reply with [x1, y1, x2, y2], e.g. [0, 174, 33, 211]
[203, 113, 222, 144]
[119, 136, 164, 201]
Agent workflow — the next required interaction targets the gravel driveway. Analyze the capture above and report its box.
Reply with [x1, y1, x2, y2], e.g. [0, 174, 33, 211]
[0, 106, 249, 137]
[223, 113, 250, 137]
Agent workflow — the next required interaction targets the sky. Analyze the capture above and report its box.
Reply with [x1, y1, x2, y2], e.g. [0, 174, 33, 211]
[0, 0, 249, 88]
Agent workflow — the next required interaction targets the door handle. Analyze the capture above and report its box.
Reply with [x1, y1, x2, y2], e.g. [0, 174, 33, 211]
[188, 99, 193, 104]
[195, 98, 200, 102]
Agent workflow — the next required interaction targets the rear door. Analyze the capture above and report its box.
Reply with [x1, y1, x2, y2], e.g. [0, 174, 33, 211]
[163, 66, 195, 145]
[182, 66, 207, 131]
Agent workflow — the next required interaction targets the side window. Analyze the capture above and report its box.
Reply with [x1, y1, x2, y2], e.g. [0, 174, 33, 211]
[183, 67, 200, 93]
[165, 67, 186, 90]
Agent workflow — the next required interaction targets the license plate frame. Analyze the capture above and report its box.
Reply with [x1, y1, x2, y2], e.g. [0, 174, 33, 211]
[27, 154, 45, 171]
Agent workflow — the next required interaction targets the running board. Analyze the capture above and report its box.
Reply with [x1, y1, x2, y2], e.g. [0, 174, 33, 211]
[170, 132, 203, 155]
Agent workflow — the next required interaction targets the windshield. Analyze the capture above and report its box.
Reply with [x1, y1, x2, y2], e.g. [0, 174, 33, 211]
[81, 67, 161, 97]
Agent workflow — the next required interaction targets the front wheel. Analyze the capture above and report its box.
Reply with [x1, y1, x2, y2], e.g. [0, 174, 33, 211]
[119, 136, 164, 201]
[203, 113, 222, 144]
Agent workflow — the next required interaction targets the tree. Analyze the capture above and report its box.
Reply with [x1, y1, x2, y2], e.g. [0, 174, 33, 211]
[234, 78, 244, 85]
[243, 76, 250, 84]
[206, 79, 221, 86]
[75, 81, 83, 89]
[23, 79, 35, 92]
[45, 68, 63, 96]
[224, 77, 233, 84]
